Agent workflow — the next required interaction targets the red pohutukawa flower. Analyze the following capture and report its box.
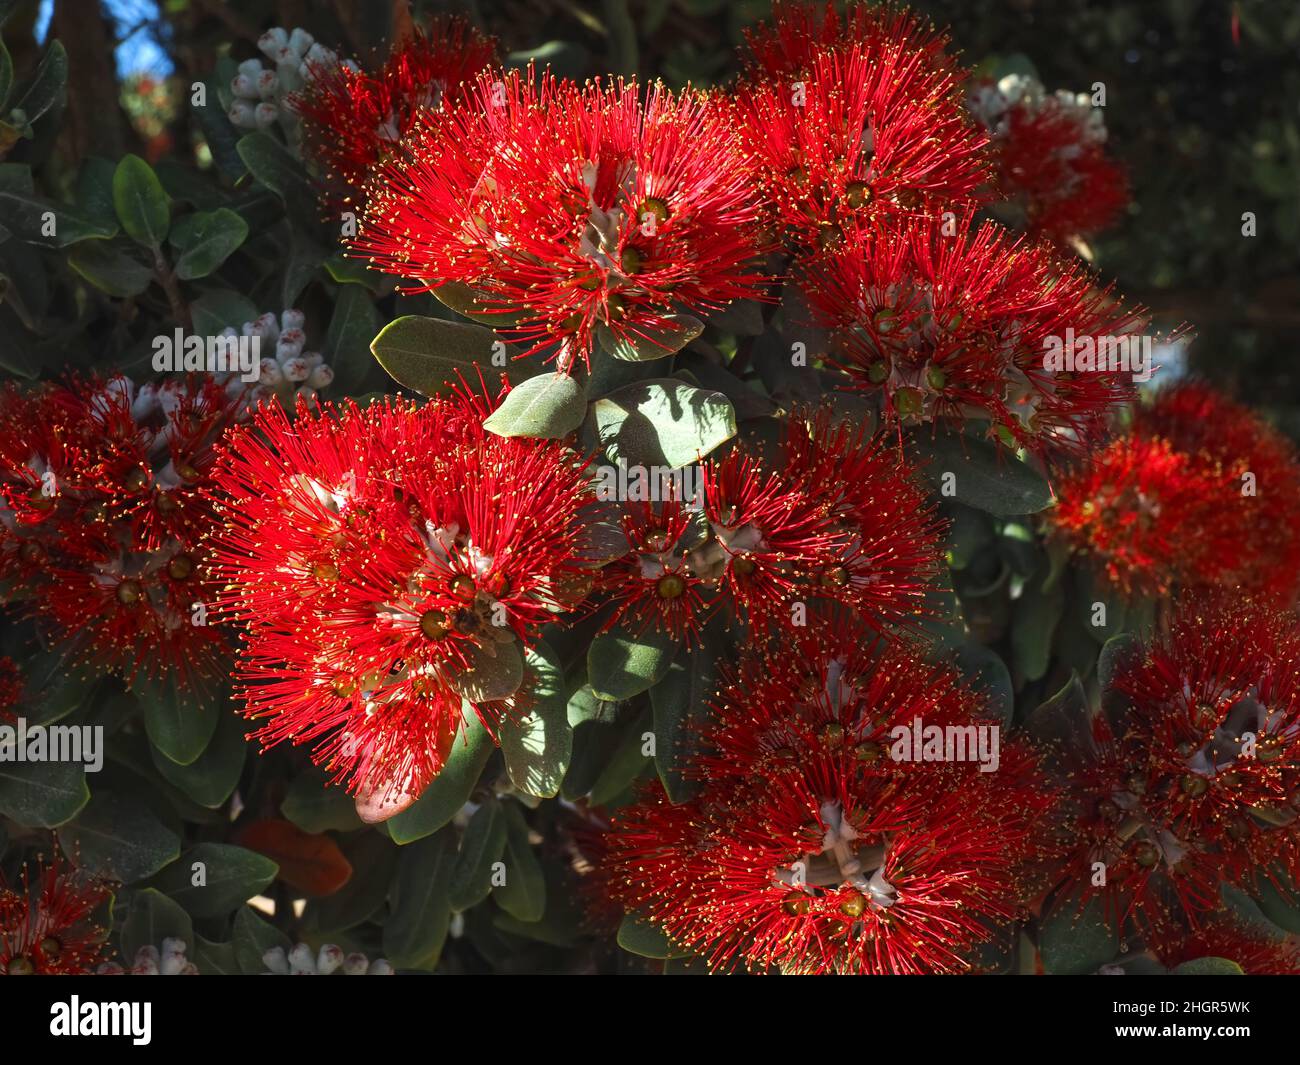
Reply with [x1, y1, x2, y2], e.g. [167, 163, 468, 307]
[0, 854, 113, 975]
[0, 375, 246, 691]
[1041, 595, 1300, 933]
[734, 30, 989, 254]
[1051, 383, 1300, 600]
[291, 15, 498, 208]
[1146, 914, 1300, 975]
[599, 411, 945, 642]
[207, 386, 592, 817]
[968, 76, 1128, 246]
[354, 69, 769, 367]
[743, 2, 954, 84]
[605, 619, 1052, 974]
[801, 213, 1151, 462]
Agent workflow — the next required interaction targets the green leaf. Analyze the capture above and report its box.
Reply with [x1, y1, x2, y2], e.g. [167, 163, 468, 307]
[112, 154, 170, 247]
[1173, 957, 1245, 975]
[10, 40, 67, 125]
[305, 830, 395, 934]
[324, 283, 380, 393]
[0, 758, 88, 827]
[588, 625, 680, 702]
[370, 315, 523, 397]
[1248, 867, 1300, 934]
[450, 639, 525, 702]
[650, 637, 720, 802]
[193, 936, 240, 975]
[586, 379, 736, 469]
[169, 208, 248, 280]
[60, 791, 180, 883]
[588, 704, 654, 807]
[121, 889, 193, 961]
[67, 240, 153, 297]
[617, 912, 691, 959]
[190, 289, 257, 336]
[384, 829, 457, 968]
[1011, 565, 1065, 682]
[499, 640, 571, 798]
[954, 642, 1015, 728]
[494, 803, 546, 922]
[0, 164, 115, 245]
[281, 769, 364, 834]
[149, 709, 247, 809]
[907, 430, 1054, 516]
[431, 281, 523, 325]
[235, 131, 310, 200]
[387, 711, 493, 845]
[232, 905, 291, 973]
[17, 644, 101, 726]
[595, 314, 704, 362]
[151, 843, 279, 918]
[1024, 673, 1095, 774]
[448, 800, 508, 912]
[131, 673, 221, 766]
[1039, 889, 1119, 974]
[0, 38, 11, 110]
[483, 372, 586, 439]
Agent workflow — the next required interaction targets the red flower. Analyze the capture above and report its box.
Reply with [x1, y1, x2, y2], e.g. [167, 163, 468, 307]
[742, 1, 954, 84]
[1147, 914, 1300, 975]
[291, 16, 498, 208]
[0, 854, 113, 975]
[606, 620, 1052, 974]
[969, 77, 1129, 245]
[354, 70, 770, 367]
[0, 375, 244, 691]
[1051, 383, 1300, 599]
[801, 212, 1150, 463]
[734, 35, 989, 254]
[1042, 595, 1300, 932]
[207, 386, 591, 813]
[599, 411, 945, 642]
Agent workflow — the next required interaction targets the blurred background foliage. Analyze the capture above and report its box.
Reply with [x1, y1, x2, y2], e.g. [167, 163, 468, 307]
[2, 0, 1297, 424]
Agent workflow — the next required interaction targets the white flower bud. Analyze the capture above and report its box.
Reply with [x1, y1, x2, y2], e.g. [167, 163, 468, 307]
[281, 355, 311, 382]
[257, 28, 288, 61]
[256, 70, 280, 100]
[262, 946, 290, 974]
[259, 360, 284, 387]
[228, 99, 257, 127]
[367, 959, 395, 975]
[317, 945, 344, 974]
[287, 943, 316, 974]
[238, 57, 265, 80]
[280, 308, 306, 331]
[251, 312, 280, 341]
[308, 364, 334, 390]
[231, 73, 258, 99]
[287, 28, 315, 58]
[253, 102, 279, 129]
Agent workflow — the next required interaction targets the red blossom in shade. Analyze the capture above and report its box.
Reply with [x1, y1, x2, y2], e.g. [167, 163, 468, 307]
[801, 212, 1153, 463]
[353, 70, 769, 368]
[598, 410, 945, 643]
[207, 386, 591, 812]
[291, 16, 498, 209]
[969, 77, 1129, 246]
[741, 1, 954, 83]
[1040, 595, 1300, 933]
[1051, 383, 1300, 600]
[0, 375, 247, 692]
[1146, 914, 1300, 974]
[0, 854, 113, 975]
[0, 656, 20, 722]
[605, 619, 1053, 974]
[734, 35, 989, 254]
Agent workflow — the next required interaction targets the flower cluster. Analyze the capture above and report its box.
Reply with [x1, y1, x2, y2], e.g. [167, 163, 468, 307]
[228, 27, 354, 133]
[604, 617, 1051, 974]
[599, 411, 945, 642]
[0, 375, 245, 691]
[1041, 596, 1300, 935]
[216, 308, 335, 406]
[353, 69, 770, 366]
[207, 384, 592, 816]
[1051, 383, 1300, 599]
[291, 15, 498, 208]
[801, 213, 1150, 462]
[0, 854, 113, 976]
[734, 24, 988, 255]
[968, 73, 1129, 246]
